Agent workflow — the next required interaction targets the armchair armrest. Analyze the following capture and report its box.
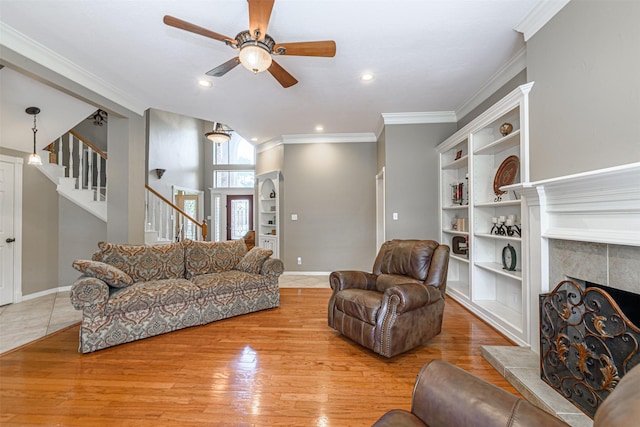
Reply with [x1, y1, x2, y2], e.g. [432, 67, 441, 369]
[70, 276, 109, 313]
[409, 360, 568, 427]
[261, 258, 284, 278]
[383, 283, 442, 314]
[329, 271, 377, 292]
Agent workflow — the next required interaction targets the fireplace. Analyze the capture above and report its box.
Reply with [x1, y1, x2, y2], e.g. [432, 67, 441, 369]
[510, 162, 640, 420]
[540, 279, 640, 417]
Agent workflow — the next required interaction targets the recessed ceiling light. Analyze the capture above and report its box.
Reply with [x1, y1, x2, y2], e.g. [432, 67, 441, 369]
[197, 79, 213, 88]
[251, 137, 258, 142]
[315, 125, 324, 132]
[360, 73, 374, 81]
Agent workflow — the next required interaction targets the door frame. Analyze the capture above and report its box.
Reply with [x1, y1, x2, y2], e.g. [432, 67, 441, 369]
[376, 167, 386, 251]
[0, 154, 24, 304]
[226, 195, 253, 241]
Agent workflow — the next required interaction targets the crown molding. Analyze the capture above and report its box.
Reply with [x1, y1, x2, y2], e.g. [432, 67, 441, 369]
[255, 136, 284, 153]
[455, 47, 527, 121]
[282, 133, 377, 144]
[381, 111, 457, 125]
[0, 22, 147, 115]
[255, 133, 376, 152]
[514, 0, 571, 42]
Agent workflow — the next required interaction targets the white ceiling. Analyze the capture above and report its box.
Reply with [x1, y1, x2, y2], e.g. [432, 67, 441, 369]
[0, 0, 539, 151]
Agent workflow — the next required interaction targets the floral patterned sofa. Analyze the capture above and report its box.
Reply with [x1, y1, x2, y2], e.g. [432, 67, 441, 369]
[70, 239, 283, 353]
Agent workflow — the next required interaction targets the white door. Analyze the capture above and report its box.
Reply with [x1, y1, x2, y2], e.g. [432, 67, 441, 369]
[0, 160, 16, 305]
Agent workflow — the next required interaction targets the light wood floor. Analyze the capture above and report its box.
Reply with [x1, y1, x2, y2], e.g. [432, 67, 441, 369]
[0, 288, 518, 426]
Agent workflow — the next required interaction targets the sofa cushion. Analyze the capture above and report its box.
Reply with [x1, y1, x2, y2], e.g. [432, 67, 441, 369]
[334, 289, 383, 325]
[190, 270, 271, 297]
[92, 241, 185, 282]
[234, 247, 273, 274]
[372, 240, 438, 282]
[72, 259, 134, 288]
[183, 239, 247, 279]
[104, 278, 200, 315]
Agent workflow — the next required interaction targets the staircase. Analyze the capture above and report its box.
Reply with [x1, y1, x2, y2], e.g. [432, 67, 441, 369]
[39, 131, 107, 221]
[38, 129, 206, 243]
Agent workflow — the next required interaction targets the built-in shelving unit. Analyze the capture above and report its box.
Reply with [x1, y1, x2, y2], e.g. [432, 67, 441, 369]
[436, 82, 534, 346]
[256, 171, 280, 258]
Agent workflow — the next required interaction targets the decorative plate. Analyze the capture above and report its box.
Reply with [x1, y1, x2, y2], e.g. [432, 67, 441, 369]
[493, 155, 519, 196]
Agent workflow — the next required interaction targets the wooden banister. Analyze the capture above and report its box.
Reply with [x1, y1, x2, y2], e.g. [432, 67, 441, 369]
[145, 185, 207, 240]
[69, 130, 108, 159]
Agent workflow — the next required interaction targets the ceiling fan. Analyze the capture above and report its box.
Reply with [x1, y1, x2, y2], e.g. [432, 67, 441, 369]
[163, 0, 336, 88]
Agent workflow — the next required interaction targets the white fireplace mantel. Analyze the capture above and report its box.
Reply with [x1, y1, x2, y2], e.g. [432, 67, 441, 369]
[512, 162, 640, 247]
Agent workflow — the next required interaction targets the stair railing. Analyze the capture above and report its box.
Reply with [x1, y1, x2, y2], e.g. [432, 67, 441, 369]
[45, 130, 107, 201]
[145, 185, 207, 241]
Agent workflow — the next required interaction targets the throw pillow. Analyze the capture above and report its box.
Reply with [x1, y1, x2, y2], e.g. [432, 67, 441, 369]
[234, 247, 273, 274]
[72, 259, 134, 288]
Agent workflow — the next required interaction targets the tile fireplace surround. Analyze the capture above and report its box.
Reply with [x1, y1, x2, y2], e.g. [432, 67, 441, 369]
[482, 162, 640, 427]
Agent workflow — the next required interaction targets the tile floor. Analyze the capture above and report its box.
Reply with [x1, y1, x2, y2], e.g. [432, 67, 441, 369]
[0, 274, 329, 355]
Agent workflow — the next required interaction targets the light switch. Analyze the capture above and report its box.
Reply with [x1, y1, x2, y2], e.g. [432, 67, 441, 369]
[393, 212, 398, 220]
[291, 213, 298, 221]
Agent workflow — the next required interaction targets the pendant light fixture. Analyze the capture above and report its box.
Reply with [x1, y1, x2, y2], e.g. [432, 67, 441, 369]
[26, 106, 43, 166]
[205, 122, 231, 145]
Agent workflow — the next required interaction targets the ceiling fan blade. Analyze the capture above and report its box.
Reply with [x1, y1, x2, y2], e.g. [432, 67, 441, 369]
[268, 60, 298, 88]
[248, 0, 275, 40]
[163, 15, 236, 45]
[273, 40, 336, 57]
[206, 57, 241, 77]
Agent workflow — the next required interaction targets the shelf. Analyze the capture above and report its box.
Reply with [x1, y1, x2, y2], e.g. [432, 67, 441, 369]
[447, 281, 470, 298]
[474, 200, 521, 208]
[474, 130, 520, 155]
[261, 210, 277, 214]
[475, 262, 522, 281]
[443, 230, 469, 236]
[474, 233, 521, 242]
[436, 83, 532, 346]
[442, 155, 468, 170]
[450, 254, 469, 263]
[474, 299, 522, 330]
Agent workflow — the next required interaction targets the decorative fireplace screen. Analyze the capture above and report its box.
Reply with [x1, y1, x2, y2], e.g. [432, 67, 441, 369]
[540, 280, 640, 418]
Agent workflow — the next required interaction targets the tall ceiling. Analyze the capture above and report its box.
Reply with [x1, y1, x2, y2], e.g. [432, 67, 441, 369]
[0, 0, 539, 151]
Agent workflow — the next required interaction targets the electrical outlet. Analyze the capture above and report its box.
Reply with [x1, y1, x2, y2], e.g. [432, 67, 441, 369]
[512, 293, 518, 303]
[297, 257, 302, 265]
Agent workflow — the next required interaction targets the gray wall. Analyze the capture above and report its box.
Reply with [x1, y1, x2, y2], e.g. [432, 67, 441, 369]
[527, 0, 640, 181]
[256, 143, 284, 176]
[282, 142, 377, 272]
[147, 109, 206, 201]
[383, 123, 457, 241]
[58, 197, 107, 286]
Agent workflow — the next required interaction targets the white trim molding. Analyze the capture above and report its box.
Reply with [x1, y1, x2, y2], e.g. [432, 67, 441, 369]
[0, 22, 147, 115]
[520, 162, 640, 247]
[455, 47, 527, 121]
[381, 111, 457, 125]
[515, 0, 571, 42]
[256, 132, 377, 152]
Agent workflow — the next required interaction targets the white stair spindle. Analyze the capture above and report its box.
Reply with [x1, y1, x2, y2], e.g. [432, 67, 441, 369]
[68, 133, 74, 179]
[77, 141, 83, 190]
[57, 136, 62, 166]
[96, 152, 101, 200]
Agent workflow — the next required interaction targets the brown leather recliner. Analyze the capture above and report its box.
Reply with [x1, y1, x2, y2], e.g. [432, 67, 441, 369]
[372, 359, 640, 426]
[328, 240, 450, 358]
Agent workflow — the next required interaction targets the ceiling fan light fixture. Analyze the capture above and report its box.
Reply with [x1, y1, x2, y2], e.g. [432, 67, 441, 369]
[239, 44, 272, 74]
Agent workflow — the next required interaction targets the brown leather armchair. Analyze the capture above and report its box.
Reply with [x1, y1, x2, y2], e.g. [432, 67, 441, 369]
[328, 240, 450, 358]
[372, 359, 640, 427]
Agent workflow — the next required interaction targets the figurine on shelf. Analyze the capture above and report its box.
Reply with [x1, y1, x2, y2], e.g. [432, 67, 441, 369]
[269, 189, 276, 199]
